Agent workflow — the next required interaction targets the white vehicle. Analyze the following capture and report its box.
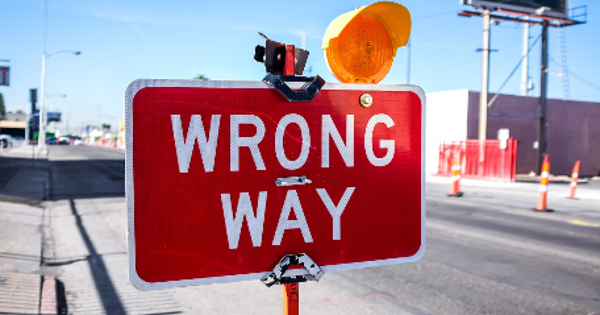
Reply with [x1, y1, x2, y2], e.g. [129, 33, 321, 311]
[0, 135, 13, 149]
[58, 136, 70, 145]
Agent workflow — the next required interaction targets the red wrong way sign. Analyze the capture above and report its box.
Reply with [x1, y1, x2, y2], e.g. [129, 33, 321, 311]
[126, 79, 425, 290]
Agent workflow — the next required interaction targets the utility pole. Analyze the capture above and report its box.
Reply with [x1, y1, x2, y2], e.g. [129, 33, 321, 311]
[521, 18, 530, 96]
[478, 10, 491, 176]
[406, 39, 411, 84]
[538, 20, 549, 174]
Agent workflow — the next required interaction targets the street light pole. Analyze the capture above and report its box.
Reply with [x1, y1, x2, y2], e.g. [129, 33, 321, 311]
[37, 50, 80, 152]
[38, 52, 47, 152]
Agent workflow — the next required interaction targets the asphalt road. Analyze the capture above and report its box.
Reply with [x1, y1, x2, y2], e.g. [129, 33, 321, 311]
[48, 145, 125, 200]
[43, 145, 600, 315]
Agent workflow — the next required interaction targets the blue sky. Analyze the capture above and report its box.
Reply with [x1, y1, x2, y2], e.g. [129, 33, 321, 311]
[1, 0, 598, 134]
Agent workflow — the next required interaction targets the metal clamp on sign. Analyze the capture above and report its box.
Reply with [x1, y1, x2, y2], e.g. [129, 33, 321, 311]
[263, 74, 325, 102]
[261, 253, 325, 287]
[255, 32, 325, 102]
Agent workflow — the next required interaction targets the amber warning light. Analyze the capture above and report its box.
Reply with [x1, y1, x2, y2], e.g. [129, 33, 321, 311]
[322, 1, 412, 84]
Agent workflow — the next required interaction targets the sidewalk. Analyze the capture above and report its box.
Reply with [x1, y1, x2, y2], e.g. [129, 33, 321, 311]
[0, 145, 50, 314]
[426, 174, 600, 202]
[0, 201, 43, 314]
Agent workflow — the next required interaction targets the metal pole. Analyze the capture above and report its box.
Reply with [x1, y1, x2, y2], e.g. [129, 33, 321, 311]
[38, 53, 46, 153]
[538, 20, 549, 174]
[24, 114, 30, 145]
[521, 17, 529, 96]
[406, 38, 411, 84]
[283, 283, 299, 315]
[66, 103, 70, 134]
[31, 140, 35, 169]
[501, 148, 505, 182]
[478, 10, 491, 176]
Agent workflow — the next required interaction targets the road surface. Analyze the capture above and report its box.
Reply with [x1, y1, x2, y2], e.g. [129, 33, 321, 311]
[41, 145, 600, 315]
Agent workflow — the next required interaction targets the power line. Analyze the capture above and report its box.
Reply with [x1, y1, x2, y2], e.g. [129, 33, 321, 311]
[487, 33, 542, 107]
[567, 71, 600, 92]
[550, 59, 600, 92]
[413, 11, 456, 20]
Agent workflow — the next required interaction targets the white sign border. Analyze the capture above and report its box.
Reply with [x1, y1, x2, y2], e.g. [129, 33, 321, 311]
[125, 79, 426, 291]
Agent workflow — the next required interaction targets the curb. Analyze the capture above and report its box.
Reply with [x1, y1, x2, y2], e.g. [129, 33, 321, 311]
[39, 276, 67, 315]
[0, 193, 43, 206]
[40, 276, 56, 315]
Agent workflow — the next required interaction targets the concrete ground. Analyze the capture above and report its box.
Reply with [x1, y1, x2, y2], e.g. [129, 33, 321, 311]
[2, 144, 600, 314]
[0, 201, 43, 315]
[0, 145, 47, 314]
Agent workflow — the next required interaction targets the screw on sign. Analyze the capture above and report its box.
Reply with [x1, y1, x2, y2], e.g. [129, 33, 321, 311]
[125, 1, 422, 313]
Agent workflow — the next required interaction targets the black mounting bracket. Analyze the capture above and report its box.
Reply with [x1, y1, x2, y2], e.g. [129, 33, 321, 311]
[263, 74, 325, 102]
[261, 253, 325, 287]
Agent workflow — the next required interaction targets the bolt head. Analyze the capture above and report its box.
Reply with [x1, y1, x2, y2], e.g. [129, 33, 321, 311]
[360, 93, 373, 108]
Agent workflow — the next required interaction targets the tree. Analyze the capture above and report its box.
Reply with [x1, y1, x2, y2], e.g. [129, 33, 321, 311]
[0, 93, 5, 117]
[193, 74, 209, 80]
[16, 109, 24, 114]
[102, 123, 111, 130]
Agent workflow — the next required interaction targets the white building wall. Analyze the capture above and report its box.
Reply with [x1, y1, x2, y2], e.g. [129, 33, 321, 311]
[425, 89, 470, 174]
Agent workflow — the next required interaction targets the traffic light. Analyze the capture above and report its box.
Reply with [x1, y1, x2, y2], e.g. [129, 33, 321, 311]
[322, 1, 412, 84]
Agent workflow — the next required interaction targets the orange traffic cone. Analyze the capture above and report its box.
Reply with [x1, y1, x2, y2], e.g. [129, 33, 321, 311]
[448, 160, 464, 197]
[535, 155, 550, 211]
[568, 160, 580, 199]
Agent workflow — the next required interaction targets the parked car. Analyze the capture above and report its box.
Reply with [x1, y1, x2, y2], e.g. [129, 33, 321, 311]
[58, 136, 70, 145]
[69, 135, 83, 145]
[46, 136, 57, 145]
[0, 135, 13, 148]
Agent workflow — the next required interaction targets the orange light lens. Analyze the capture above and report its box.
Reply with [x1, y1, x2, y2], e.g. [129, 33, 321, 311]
[326, 14, 394, 84]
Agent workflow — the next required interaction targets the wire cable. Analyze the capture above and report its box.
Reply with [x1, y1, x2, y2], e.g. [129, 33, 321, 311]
[550, 59, 600, 93]
[568, 71, 600, 92]
[413, 11, 457, 20]
[487, 33, 542, 107]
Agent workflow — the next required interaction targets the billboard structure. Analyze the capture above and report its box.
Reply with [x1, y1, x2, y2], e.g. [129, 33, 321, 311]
[461, 0, 568, 19]
[459, 0, 586, 175]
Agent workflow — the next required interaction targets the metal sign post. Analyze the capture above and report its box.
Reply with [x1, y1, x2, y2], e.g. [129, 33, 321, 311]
[283, 283, 299, 315]
[498, 129, 510, 182]
[261, 253, 324, 314]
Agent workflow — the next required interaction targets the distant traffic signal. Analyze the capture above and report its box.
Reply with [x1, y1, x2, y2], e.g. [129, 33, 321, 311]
[322, 1, 412, 84]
